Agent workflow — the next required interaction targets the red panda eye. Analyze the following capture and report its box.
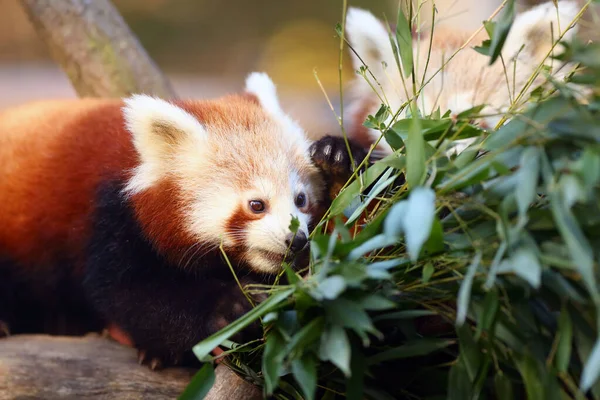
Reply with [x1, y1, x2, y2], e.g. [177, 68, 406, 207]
[249, 200, 265, 213]
[295, 193, 307, 208]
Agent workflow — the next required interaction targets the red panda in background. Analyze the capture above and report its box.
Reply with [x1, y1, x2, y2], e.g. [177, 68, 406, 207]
[0, 72, 366, 368]
[343, 1, 581, 156]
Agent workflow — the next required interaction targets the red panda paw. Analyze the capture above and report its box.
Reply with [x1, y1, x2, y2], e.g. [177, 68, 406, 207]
[310, 136, 363, 175]
[0, 320, 10, 337]
[137, 348, 183, 370]
[310, 135, 368, 198]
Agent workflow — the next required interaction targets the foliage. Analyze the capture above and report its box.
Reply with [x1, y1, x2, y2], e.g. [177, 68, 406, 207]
[182, 2, 600, 399]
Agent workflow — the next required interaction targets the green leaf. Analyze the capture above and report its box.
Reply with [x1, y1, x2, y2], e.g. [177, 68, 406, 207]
[367, 339, 453, 364]
[284, 262, 300, 285]
[456, 324, 482, 381]
[314, 276, 347, 300]
[286, 317, 325, 355]
[319, 324, 351, 377]
[514, 352, 544, 400]
[581, 338, 600, 391]
[345, 168, 398, 225]
[456, 105, 486, 120]
[383, 201, 407, 238]
[494, 373, 514, 399]
[329, 162, 388, 216]
[476, 289, 499, 337]
[373, 309, 436, 322]
[422, 262, 434, 283]
[488, 0, 516, 64]
[423, 218, 444, 255]
[559, 174, 585, 208]
[262, 330, 287, 395]
[556, 307, 573, 373]
[456, 251, 482, 326]
[403, 186, 436, 261]
[448, 359, 473, 400]
[178, 363, 216, 400]
[582, 147, 600, 188]
[292, 354, 317, 400]
[498, 246, 542, 288]
[389, 118, 452, 141]
[516, 147, 540, 225]
[192, 288, 293, 361]
[358, 294, 397, 311]
[550, 189, 597, 298]
[325, 298, 379, 344]
[406, 105, 426, 188]
[346, 341, 366, 400]
[289, 215, 300, 234]
[395, 6, 414, 77]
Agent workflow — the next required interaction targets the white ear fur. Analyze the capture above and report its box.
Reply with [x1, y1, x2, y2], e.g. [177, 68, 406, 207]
[122, 94, 207, 194]
[245, 72, 284, 118]
[504, 0, 580, 61]
[245, 72, 309, 147]
[345, 7, 392, 75]
[123, 94, 207, 145]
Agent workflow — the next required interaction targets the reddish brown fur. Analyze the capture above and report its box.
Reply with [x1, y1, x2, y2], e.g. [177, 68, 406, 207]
[0, 94, 268, 275]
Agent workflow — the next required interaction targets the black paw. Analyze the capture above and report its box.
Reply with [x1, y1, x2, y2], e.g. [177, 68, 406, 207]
[309, 135, 367, 179]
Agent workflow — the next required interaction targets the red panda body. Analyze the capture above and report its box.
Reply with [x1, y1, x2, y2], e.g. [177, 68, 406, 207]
[0, 74, 366, 367]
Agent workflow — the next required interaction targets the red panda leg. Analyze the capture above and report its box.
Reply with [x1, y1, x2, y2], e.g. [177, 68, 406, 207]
[105, 322, 134, 346]
[0, 320, 10, 337]
[310, 135, 369, 200]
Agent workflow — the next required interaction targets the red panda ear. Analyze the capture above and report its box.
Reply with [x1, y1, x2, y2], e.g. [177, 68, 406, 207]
[345, 8, 393, 80]
[123, 95, 207, 147]
[122, 95, 208, 194]
[245, 72, 310, 146]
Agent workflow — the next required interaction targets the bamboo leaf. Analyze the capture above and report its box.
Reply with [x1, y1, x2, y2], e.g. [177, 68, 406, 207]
[516, 147, 540, 225]
[319, 325, 351, 377]
[192, 288, 293, 361]
[403, 186, 436, 261]
[456, 251, 482, 326]
[406, 105, 426, 188]
[556, 307, 573, 373]
[395, 6, 413, 77]
[292, 354, 317, 400]
[488, 0, 516, 64]
[367, 339, 454, 364]
[581, 338, 600, 391]
[178, 363, 216, 400]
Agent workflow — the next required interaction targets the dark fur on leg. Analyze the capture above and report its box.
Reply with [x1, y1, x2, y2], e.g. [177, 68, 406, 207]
[83, 182, 264, 368]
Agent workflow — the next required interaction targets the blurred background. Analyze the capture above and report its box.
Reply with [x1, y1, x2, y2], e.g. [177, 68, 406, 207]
[0, 0, 595, 137]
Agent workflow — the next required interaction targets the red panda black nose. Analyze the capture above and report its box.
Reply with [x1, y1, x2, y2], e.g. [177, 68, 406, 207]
[286, 232, 308, 254]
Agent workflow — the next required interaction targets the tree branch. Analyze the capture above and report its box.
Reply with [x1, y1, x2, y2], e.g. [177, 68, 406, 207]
[19, 0, 176, 98]
[0, 334, 262, 400]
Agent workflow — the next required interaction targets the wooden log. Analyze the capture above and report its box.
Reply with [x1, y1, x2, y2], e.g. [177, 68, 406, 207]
[0, 334, 262, 400]
[18, 0, 176, 98]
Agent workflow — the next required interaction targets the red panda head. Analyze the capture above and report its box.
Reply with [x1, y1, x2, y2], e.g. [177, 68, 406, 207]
[344, 2, 581, 156]
[121, 73, 324, 274]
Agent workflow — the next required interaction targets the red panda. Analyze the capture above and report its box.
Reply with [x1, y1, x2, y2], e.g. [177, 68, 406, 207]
[343, 1, 581, 156]
[0, 72, 365, 368]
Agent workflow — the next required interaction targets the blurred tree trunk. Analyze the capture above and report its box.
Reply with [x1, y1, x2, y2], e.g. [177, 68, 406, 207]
[19, 0, 176, 98]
